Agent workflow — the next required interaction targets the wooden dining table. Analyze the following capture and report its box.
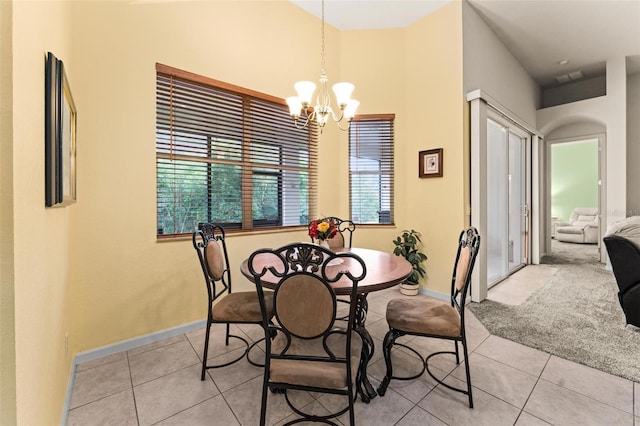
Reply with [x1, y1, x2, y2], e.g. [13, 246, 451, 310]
[240, 246, 413, 403]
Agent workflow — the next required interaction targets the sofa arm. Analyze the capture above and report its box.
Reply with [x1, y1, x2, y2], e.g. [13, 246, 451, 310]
[584, 224, 600, 243]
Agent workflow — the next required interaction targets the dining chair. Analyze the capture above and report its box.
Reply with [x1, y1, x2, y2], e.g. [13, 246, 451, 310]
[248, 242, 367, 426]
[192, 223, 274, 380]
[309, 216, 356, 249]
[377, 227, 480, 408]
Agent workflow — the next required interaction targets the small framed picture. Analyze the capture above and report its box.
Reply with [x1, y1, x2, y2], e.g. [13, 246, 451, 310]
[419, 148, 443, 178]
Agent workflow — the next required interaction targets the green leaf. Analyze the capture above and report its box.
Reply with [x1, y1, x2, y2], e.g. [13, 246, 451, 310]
[392, 228, 427, 278]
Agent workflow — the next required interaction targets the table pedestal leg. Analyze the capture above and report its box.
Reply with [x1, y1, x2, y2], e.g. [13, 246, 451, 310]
[354, 294, 377, 403]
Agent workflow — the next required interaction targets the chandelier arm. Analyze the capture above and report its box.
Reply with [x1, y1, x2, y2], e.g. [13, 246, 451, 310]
[293, 117, 310, 130]
[304, 107, 317, 123]
[335, 119, 353, 132]
[329, 108, 343, 123]
[292, 109, 316, 130]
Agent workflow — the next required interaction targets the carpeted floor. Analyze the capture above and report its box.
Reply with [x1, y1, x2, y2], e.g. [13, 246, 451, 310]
[469, 241, 640, 382]
[540, 239, 600, 264]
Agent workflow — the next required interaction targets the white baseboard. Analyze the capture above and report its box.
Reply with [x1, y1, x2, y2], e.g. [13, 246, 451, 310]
[61, 319, 206, 425]
[73, 319, 206, 365]
[418, 287, 449, 301]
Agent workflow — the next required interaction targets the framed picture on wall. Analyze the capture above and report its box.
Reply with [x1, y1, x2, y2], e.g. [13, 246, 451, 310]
[45, 52, 77, 207]
[419, 148, 443, 178]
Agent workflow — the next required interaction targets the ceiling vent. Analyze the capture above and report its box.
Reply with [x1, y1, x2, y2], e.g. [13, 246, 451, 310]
[555, 70, 584, 84]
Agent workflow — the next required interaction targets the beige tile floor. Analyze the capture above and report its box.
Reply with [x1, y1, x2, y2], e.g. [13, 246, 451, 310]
[67, 277, 640, 426]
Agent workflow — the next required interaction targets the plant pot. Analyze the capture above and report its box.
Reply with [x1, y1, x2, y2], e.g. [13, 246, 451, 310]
[400, 282, 420, 296]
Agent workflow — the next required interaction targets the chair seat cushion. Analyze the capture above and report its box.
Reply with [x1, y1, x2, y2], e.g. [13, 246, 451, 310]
[386, 296, 460, 337]
[212, 291, 274, 322]
[269, 331, 362, 389]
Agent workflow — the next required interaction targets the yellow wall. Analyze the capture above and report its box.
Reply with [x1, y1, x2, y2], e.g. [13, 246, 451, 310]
[405, 2, 466, 293]
[1, 1, 17, 424]
[5, 1, 466, 423]
[66, 0, 337, 353]
[334, 28, 408, 251]
[337, 4, 468, 285]
[10, 0, 74, 424]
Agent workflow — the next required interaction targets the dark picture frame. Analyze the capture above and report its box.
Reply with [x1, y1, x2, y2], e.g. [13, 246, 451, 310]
[419, 148, 443, 178]
[45, 52, 77, 207]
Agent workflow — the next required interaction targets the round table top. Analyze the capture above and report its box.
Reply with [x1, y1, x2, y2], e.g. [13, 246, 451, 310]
[240, 247, 413, 295]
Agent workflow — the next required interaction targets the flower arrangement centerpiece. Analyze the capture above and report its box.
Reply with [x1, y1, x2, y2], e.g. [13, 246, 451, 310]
[308, 218, 338, 244]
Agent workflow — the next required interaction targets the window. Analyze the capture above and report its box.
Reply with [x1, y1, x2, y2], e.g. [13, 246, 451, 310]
[156, 64, 317, 236]
[349, 115, 394, 224]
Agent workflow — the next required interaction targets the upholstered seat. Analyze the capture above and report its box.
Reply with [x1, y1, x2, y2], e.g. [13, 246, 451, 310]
[211, 291, 272, 322]
[270, 333, 362, 389]
[386, 297, 460, 337]
[555, 207, 600, 244]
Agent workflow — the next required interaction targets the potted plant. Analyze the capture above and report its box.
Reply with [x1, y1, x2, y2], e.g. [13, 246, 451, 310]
[392, 229, 428, 295]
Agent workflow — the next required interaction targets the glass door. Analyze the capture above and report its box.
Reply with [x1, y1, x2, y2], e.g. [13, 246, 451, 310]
[508, 130, 527, 273]
[486, 115, 529, 286]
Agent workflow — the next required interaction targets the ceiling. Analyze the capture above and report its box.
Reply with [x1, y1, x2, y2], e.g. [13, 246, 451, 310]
[289, 0, 640, 89]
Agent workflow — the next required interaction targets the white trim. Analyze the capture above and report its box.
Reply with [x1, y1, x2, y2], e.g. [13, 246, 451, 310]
[466, 89, 541, 137]
[73, 319, 206, 365]
[60, 363, 77, 426]
[418, 287, 449, 302]
[531, 134, 541, 264]
[61, 319, 206, 425]
[470, 96, 488, 302]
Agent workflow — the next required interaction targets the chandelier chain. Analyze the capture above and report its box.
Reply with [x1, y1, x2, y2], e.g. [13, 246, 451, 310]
[321, 0, 326, 74]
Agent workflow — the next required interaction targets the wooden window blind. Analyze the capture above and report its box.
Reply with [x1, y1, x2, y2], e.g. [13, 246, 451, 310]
[156, 64, 318, 237]
[349, 114, 395, 225]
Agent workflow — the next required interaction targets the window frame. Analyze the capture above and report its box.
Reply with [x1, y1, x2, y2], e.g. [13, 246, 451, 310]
[348, 114, 395, 226]
[155, 63, 317, 238]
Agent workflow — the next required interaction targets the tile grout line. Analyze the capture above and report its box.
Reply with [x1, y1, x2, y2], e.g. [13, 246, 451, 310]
[510, 353, 550, 426]
[143, 330, 225, 425]
[66, 356, 134, 415]
[125, 350, 141, 426]
[197, 326, 260, 426]
[543, 356, 637, 415]
[136, 330, 230, 425]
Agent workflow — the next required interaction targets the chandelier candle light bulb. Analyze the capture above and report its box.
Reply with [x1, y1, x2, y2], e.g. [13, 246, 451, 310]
[287, 0, 358, 132]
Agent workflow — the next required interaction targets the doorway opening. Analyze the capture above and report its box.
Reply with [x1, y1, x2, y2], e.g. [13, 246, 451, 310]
[543, 135, 605, 265]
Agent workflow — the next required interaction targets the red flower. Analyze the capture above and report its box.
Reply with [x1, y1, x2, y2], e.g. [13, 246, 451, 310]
[309, 218, 337, 240]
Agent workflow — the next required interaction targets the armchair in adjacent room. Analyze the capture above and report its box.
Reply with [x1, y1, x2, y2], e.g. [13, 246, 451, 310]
[555, 207, 600, 244]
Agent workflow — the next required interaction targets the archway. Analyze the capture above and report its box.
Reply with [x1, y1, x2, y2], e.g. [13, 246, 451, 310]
[540, 118, 606, 264]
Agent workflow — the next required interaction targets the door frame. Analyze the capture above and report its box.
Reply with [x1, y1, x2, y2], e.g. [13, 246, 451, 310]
[468, 90, 541, 302]
[544, 133, 606, 262]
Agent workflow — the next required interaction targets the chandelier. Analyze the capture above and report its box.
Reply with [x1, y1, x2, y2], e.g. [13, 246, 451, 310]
[286, 0, 359, 132]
